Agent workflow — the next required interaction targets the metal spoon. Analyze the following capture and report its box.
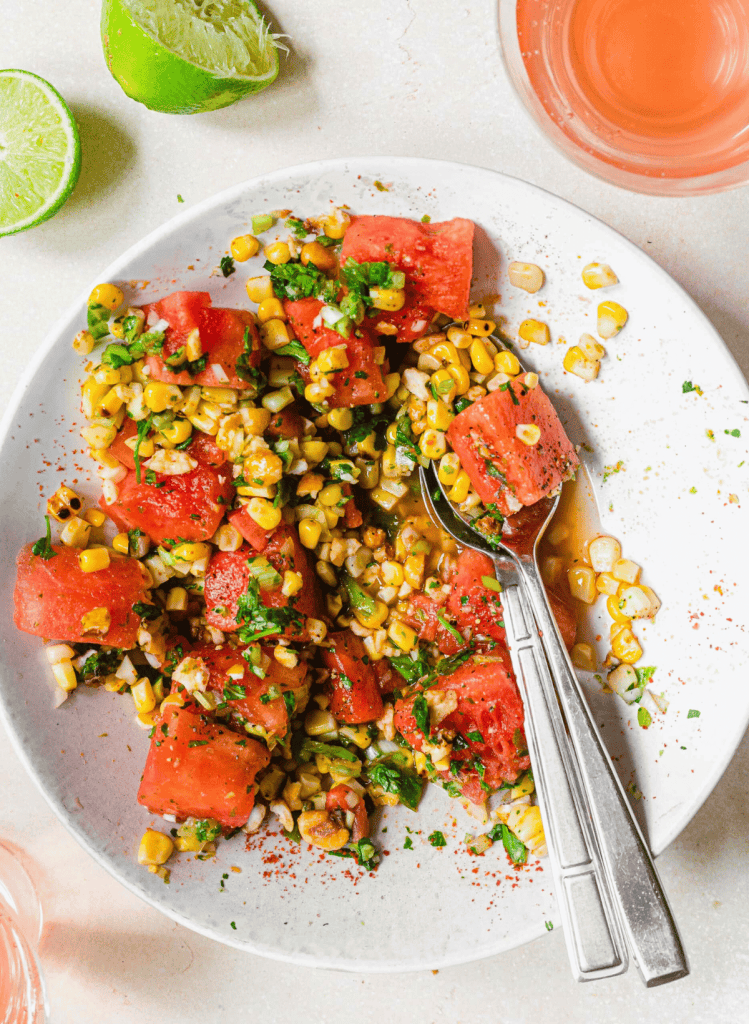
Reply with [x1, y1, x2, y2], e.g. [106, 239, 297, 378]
[418, 345, 688, 985]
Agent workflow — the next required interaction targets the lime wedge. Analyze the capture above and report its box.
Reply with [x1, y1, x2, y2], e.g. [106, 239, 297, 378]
[101, 0, 280, 115]
[0, 70, 81, 238]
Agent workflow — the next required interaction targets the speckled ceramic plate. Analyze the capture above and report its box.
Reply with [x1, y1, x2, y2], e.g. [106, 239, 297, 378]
[1, 158, 747, 972]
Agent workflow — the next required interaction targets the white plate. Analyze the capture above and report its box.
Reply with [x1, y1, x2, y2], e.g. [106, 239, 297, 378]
[1, 158, 747, 972]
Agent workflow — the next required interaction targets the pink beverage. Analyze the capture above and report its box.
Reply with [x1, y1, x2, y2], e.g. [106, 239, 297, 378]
[515, 0, 749, 180]
[0, 844, 47, 1023]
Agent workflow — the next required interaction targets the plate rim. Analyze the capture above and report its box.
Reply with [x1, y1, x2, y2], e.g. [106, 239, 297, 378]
[1, 155, 747, 971]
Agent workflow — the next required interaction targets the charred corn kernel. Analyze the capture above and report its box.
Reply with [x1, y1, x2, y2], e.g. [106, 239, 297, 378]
[446, 325, 473, 349]
[160, 418, 193, 446]
[447, 470, 471, 503]
[47, 485, 83, 523]
[319, 483, 343, 506]
[469, 338, 494, 374]
[467, 318, 495, 337]
[78, 548, 111, 573]
[131, 678, 156, 714]
[82, 377, 110, 418]
[264, 241, 291, 265]
[613, 558, 640, 584]
[257, 297, 286, 323]
[259, 318, 291, 352]
[579, 333, 606, 361]
[72, 330, 95, 355]
[300, 240, 337, 272]
[89, 283, 123, 310]
[328, 407, 354, 431]
[598, 300, 628, 339]
[388, 620, 418, 652]
[138, 829, 174, 867]
[494, 350, 520, 375]
[298, 810, 349, 851]
[101, 386, 125, 416]
[243, 407, 272, 434]
[231, 234, 260, 261]
[80, 606, 111, 635]
[568, 566, 597, 604]
[299, 519, 323, 549]
[246, 275, 274, 303]
[516, 423, 541, 446]
[317, 346, 349, 374]
[611, 627, 642, 664]
[583, 262, 618, 290]
[419, 428, 447, 459]
[563, 345, 600, 382]
[144, 382, 182, 413]
[354, 599, 389, 629]
[248, 497, 282, 531]
[172, 542, 211, 563]
[305, 380, 335, 404]
[369, 287, 405, 311]
[282, 570, 304, 598]
[519, 319, 550, 346]
[51, 660, 77, 692]
[318, 207, 351, 239]
[403, 553, 425, 589]
[426, 398, 454, 431]
[300, 439, 329, 462]
[438, 452, 461, 484]
[571, 643, 596, 672]
[380, 560, 405, 586]
[508, 261, 544, 293]
[112, 532, 130, 555]
[596, 572, 620, 596]
[244, 450, 284, 486]
[166, 587, 188, 612]
[469, 303, 486, 318]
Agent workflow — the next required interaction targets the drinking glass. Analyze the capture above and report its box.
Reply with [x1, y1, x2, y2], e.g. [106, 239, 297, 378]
[0, 843, 47, 1024]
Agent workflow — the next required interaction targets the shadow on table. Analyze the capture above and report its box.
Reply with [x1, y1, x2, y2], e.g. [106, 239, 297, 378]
[66, 106, 136, 210]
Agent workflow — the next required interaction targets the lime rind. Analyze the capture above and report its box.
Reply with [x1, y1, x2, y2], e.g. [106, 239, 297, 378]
[0, 70, 81, 237]
[122, 0, 279, 80]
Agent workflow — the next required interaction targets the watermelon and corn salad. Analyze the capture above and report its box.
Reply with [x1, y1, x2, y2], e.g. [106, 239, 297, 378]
[14, 210, 663, 880]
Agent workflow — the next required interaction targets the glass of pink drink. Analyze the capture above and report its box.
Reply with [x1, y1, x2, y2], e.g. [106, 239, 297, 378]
[0, 844, 47, 1024]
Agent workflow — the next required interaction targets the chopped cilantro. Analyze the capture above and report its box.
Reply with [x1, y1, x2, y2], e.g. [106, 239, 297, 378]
[637, 707, 652, 729]
[31, 516, 55, 560]
[466, 729, 484, 744]
[283, 690, 296, 716]
[133, 414, 154, 484]
[412, 693, 431, 736]
[403, 836, 413, 849]
[223, 683, 247, 701]
[236, 576, 302, 642]
[428, 830, 446, 847]
[682, 381, 696, 393]
[725, 428, 741, 438]
[286, 216, 307, 239]
[275, 339, 311, 365]
[488, 822, 527, 865]
[436, 612, 464, 645]
[367, 761, 423, 810]
[687, 709, 701, 719]
[267, 261, 330, 302]
[219, 255, 235, 277]
[133, 601, 160, 621]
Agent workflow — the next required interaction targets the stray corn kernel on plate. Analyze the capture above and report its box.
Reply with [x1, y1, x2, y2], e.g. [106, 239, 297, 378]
[1, 158, 747, 972]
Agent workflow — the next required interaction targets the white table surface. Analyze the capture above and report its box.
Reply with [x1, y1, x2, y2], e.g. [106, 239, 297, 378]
[2, 2, 748, 1021]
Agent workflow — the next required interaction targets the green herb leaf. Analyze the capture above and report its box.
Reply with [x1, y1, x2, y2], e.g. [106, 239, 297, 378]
[436, 612, 464, 645]
[687, 708, 701, 719]
[428, 830, 446, 847]
[31, 516, 56, 560]
[412, 693, 430, 736]
[133, 414, 154, 484]
[133, 601, 161, 621]
[367, 761, 423, 810]
[637, 706, 652, 729]
[275, 340, 311, 365]
[219, 255, 235, 277]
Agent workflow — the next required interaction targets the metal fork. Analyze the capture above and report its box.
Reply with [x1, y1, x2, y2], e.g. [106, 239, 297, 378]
[421, 464, 688, 986]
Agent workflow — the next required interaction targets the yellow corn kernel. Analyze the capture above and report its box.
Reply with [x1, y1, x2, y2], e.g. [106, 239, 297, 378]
[419, 428, 447, 460]
[516, 423, 541, 446]
[388, 620, 418, 652]
[403, 553, 425, 589]
[264, 241, 291, 265]
[166, 587, 188, 612]
[598, 300, 628, 339]
[606, 594, 631, 624]
[89, 283, 124, 310]
[380, 560, 405, 586]
[172, 542, 211, 563]
[112, 532, 130, 555]
[411, 419, 427, 437]
[80, 606, 111, 635]
[428, 340, 460, 366]
[494, 350, 521, 375]
[160, 691, 186, 713]
[248, 497, 282, 531]
[307, 617, 328, 643]
[174, 835, 204, 853]
[160, 418, 193, 446]
[305, 380, 335, 404]
[508, 261, 544, 293]
[81, 377, 110, 418]
[84, 508, 106, 528]
[243, 450, 284, 486]
[243, 407, 272, 435]
[72, 330, 95, 355]
[426, 398, 454, 431]
[81, 419, 117, 451]
[299, 519, 322, 549]
[467, 318, 496, 337]
[447, 470, 471, 503]
[52, 660, 77, 692]
[184, 328, 202, 363]
[519, 319, 550, 346]
[100, 386, 125, 416]
[246, 275, 274, 303]
[611, 627, 642, 664]
[613, 558, 640, 584]
[583, 262, 618, 290]
[469, 303, 486, 318]
[567, 566, 597, 604]
[260, 318, 291, 352]
[78, 548, 111, 573]
[318, 207, 351, 239]
[144, 382, 182, 413]
[579, 333, 606, 361]
[469, 338, 494, 374]
[300, 439, 329, 463]
[596, 572, 620, 596]
[438, 452, 461, 484]
[201, 386, 237, 408]
[231, 234, 260, 261]
[328, 407, 354, 431]
[131, 677, 156, 714]
[571, 643, 596, 672]
[563, 345, 600, 382]
[301, 241, 337, 273]
[429, 367, 455, 402]
[446, 325, 473, 349]
[47, 484, 83, 523]
[317, 346, 350, 373]
[282, 570, 304, 597]
[370, 287, 405, 311]
[257, 297, 287, 323]
[354, 599, 389, 629]
[357, 432, 382, 458]
[138, 829, 174, 867]
[319, 483, 343, 506]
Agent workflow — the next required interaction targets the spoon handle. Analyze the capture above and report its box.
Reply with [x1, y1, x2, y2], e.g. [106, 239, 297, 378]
[495, 560, 627, 981]
[518, 558, 689, 987]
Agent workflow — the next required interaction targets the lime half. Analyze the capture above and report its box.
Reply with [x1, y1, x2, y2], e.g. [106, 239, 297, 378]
[101, 0, 280, 115]
[0, 70, 81, 238]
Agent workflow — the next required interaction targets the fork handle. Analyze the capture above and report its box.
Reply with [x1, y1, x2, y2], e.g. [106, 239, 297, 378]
[518, 558, 689, 987]
[498, 569, 627, 981]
